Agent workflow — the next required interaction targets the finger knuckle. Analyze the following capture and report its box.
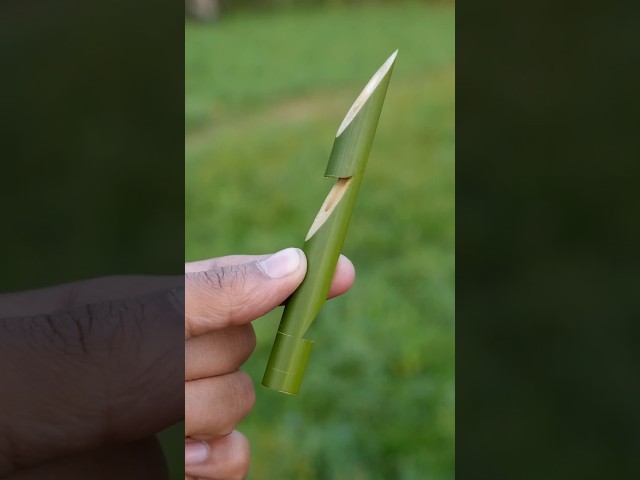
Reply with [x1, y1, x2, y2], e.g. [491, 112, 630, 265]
[211, 414, 236, 438]
[230, 281, 273, 323]
[237, 324, 257, 357]
[234, 371, 256, 418]
[215, 372, 255, 435]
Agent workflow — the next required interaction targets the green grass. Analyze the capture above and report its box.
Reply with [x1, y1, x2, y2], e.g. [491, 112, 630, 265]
[185, 4, 454, 479]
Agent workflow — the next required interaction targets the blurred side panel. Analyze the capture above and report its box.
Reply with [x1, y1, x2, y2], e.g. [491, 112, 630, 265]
[457, 0, 640, 478]
[0, 1, 184, 478]
[0, 0, 184, 287]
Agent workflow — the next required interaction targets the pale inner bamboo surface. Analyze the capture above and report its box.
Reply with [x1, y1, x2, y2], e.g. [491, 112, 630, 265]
[305, 177, 353, 240]
[336, 49, 398, 137]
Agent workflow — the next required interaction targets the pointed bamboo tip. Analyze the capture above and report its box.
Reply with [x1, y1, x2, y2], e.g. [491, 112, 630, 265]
[336, 50, 398, 137]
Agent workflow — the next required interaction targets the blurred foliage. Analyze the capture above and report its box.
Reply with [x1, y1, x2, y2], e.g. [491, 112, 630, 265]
[186, 3, 454, 479]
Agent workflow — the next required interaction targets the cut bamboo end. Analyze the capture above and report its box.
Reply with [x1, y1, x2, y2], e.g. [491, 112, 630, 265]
[336, 49, 398, 137]
[305, 177, 353, 241]
[262, 332, 314, 395]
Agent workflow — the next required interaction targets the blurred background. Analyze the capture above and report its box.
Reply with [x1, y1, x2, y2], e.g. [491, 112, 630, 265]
[185, 1, 454, 479]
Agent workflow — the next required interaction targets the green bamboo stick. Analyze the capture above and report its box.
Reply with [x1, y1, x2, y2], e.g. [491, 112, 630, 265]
[262, 50, 398, 394]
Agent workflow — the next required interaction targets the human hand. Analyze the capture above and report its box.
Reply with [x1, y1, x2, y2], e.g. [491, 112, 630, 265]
[0, 247, 354, 480]
[184, 247, 355, 480]
[0, 275, 184, 479]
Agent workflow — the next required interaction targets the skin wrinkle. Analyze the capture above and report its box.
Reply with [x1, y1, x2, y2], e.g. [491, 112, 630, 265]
[125, 299, 145, 354]
[28, 315, 54, 345]
[116, 304, 127, 356]
[232, 283, 267, 326]
[105, 301, 119, 355]
[47, 306, 92, 357]
[226, 264, 254, 325]
[202, 269, 223, 290]
[187, 264, 254, 335]
[43, 314, 65, 349]
[167, 286, 185, 314]
[201, 263, 249, 294]
[71, 308, 88, 355]
[119, 295, 158, 360]
[85, 302, 94, 336]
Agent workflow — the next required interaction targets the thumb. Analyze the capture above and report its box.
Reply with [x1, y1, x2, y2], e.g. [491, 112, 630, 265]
[185, 248, 306, 339]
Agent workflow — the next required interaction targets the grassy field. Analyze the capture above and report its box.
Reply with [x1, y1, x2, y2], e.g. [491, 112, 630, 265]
[185, 4, 454, 479]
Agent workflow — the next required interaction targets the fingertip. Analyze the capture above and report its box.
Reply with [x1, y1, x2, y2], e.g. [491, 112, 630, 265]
[328, 254, 356, 299]
[185, 439, 210, 466]
[185, 431, 250, 479]
[339, 253, 355, 270]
